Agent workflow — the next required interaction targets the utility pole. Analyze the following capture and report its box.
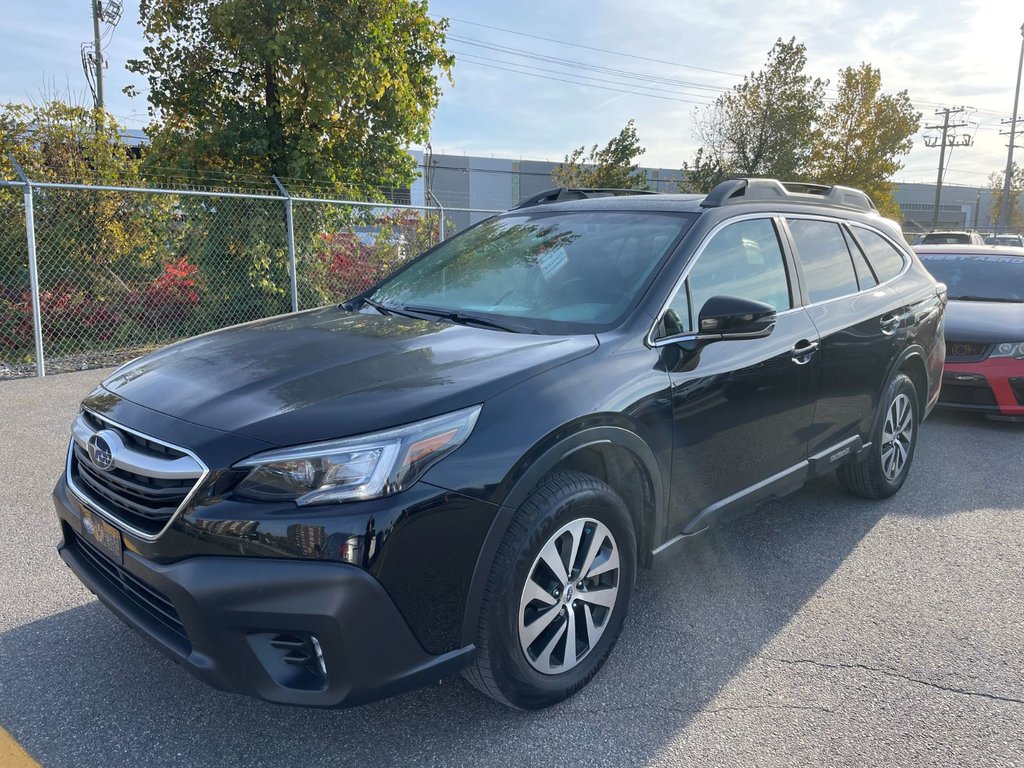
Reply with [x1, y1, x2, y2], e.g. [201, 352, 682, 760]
[924, 107, 973, 229]
[998, 22, 1024, 230]
[82, 1, 121, 115]
[91, 0, 104, 110]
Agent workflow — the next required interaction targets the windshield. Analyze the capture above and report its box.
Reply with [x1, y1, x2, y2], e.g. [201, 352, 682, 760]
[369, 210, 695, 333]
[918, 253, 1024, 302]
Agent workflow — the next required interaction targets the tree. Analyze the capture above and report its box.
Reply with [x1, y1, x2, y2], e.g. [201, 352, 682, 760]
[807, 64, 919, 219]
[988, 164, 1024, 228]
[128, 0, 453, 187]
[684, 38, 825, 190]
[552, 120, 648, 189]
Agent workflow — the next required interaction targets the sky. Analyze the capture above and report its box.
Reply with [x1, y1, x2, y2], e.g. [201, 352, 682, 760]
[3, 0, 1023, 187]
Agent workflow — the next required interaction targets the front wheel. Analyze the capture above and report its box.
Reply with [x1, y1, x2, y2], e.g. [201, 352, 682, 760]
[463, 471, 636, 709]
[838, 372, 919, 499]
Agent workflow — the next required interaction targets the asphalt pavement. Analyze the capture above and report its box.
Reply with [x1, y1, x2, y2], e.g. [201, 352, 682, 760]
[1, 368, 1022, 767]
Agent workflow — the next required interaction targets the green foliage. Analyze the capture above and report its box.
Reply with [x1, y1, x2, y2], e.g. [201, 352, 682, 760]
[988, 163, 1024, 227]
[685, 39, 825, 190]
[807, 64, 920, 219]
[0, 101, 169, 307]
[128, 0, 453, 187]
[552, 120, 648, 190]
[679, 147, 728, 193]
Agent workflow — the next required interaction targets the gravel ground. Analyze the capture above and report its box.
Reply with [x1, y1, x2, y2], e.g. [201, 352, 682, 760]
[1, 368, 1022, 767]
[0, 349, 149, 380]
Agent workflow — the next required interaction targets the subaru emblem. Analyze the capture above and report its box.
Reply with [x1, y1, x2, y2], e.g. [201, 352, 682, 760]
[87, 433, 116, 471]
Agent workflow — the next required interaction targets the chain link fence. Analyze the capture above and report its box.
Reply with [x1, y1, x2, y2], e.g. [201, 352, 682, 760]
[0, 175, 501, 378]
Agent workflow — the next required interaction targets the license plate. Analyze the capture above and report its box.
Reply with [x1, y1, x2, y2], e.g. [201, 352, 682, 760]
[82, 510, 123, 564]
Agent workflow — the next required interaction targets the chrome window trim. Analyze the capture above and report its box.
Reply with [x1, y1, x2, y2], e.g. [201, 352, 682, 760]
[645, 212, 795, 347]
[763, 217, 910, 310]
[647, 212, 913, 346]
[65, 408, 211, 542]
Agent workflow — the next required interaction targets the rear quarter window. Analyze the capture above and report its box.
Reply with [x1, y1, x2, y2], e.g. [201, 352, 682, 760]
[852, 228, 906, 283]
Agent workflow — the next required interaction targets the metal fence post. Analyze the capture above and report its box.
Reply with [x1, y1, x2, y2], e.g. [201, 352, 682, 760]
[273, 176, 299, 313]
[427, 189, 446, 243]
[11, 157, 45, 377]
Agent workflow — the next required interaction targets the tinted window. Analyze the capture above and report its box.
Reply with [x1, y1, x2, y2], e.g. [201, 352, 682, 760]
[917, 253, 1024, 302]
[372, 211, 694, 334]
[663, 219, 791, 335]
[842, 227, 878, 289]
[788, 219, 859, 302]
[920, 232, 970, 244]
[854, 228, 906, 282]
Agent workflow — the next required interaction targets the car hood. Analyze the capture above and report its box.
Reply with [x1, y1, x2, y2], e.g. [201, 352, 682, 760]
[944, 300, 1024, 343]
[102, 307, 598, 445]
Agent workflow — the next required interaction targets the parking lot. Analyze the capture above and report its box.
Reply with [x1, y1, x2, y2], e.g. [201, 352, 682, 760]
[1, 368, 1022, 767]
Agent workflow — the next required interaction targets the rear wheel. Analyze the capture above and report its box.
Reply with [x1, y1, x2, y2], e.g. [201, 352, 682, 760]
[838, 372, 919, 499]
[463, 471, 636, 709]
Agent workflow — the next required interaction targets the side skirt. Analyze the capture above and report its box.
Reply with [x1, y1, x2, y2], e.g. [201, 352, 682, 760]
[652, 435, 867, 560]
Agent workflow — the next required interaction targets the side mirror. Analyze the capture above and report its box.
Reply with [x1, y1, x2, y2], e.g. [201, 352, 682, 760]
[696, 295, 776, 339]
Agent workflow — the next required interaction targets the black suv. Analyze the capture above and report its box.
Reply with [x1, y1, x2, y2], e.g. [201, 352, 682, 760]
[54, 179, 945, 710]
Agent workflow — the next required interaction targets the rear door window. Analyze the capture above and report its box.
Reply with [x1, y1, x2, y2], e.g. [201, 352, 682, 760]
[787, 219, 859, 303]
[842, 227, 878, 289]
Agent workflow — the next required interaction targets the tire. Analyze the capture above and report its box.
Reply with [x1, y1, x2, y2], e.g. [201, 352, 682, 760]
[838, 372, 919, 500]
[463, 471, 637, 709]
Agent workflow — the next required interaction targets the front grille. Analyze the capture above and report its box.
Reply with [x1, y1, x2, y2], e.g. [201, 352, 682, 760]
[67, 526, 190, 653]
[67, 411, 206, 538]
[1011, 378, 1024, 405]
[939, 379, 998, 406]
[945, 341, 991, 363]
[71, 444, 194, 532]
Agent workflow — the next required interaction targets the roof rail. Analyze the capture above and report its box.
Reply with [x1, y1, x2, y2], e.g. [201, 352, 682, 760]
[514, 187, 658, 209]
[701, 178, 877, 213]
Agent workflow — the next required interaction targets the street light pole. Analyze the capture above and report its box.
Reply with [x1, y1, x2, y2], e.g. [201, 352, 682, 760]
[998, 22, 1024, 230]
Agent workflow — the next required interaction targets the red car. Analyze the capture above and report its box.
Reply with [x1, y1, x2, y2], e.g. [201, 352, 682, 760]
[915, 244, 1024, 419]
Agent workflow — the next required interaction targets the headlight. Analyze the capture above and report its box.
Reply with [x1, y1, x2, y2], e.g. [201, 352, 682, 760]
[991, 341, 1024, 360]
[233, 406, 481, 505]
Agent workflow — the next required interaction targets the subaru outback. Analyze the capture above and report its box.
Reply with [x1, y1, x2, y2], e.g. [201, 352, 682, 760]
[54, 178, 946, 710]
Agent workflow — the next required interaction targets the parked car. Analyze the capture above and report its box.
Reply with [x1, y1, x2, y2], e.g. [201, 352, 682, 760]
[984, 233, 1024, 247]
[54, 179, 945, 710]
[915, 244, 1024, 419]
[913, 231, 986, 245]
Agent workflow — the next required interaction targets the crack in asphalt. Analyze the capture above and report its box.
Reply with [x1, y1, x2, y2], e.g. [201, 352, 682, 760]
[765, 655, 1024, 707]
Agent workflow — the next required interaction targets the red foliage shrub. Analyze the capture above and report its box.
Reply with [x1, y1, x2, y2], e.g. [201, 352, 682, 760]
[316, 232, 381, 297]
[129, 257, 200, 328]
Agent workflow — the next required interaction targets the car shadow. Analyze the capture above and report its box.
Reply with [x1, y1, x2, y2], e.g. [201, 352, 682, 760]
[1, 413, 1019, 768]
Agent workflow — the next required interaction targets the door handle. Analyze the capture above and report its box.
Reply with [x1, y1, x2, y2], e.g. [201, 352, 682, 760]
[880, 313, 900, 335]
[791, 340, 818, 364]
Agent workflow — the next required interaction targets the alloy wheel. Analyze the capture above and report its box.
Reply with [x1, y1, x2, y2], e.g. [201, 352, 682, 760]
[881, 392, 913, 481]
[517, 518, 621, 675]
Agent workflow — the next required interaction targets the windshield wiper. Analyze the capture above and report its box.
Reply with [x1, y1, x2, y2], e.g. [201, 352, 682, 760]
[360, 296, 400, 315]
[948, 295, 1023, 303]
[401, 305, 538, 334]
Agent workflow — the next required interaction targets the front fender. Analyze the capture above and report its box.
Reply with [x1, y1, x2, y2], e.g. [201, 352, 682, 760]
[457, 423, 666, 647]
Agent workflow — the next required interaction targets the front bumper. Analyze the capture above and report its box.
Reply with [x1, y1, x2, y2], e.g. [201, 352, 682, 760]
[54, 481, 474, 707]
[938, 358, 1024, 418]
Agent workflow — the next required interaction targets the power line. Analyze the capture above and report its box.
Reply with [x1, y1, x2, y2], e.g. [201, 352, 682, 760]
[452, 58, 713, 105]
[451, 52, 717, 102]
[440, 14, 1019, 125]
[448, 35, 730, 93]
[438, 15, 744, 78]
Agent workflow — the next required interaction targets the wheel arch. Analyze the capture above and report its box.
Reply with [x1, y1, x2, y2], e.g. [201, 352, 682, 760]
[459, 424, 664, 647]
[891, 345, 929, 418]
